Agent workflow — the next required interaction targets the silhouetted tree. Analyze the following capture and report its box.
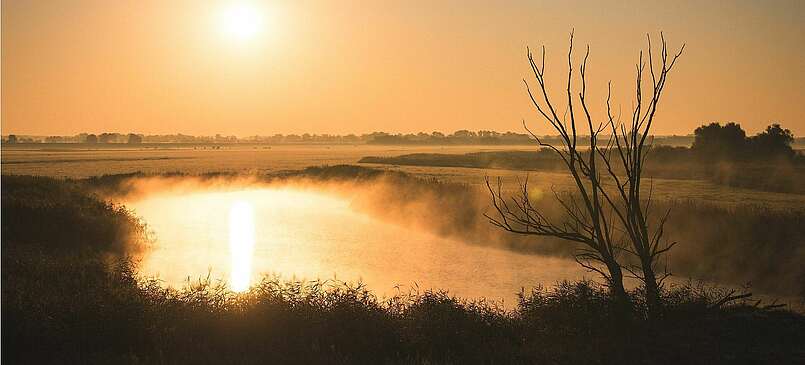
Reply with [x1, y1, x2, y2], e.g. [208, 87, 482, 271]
[85, 134, 98, 144]
[7, 134, 18, 143]
[691, 122, 747, 161]
[127, 133, 143, 144]
[748, 123, 794, 159]
[98, 133, 118, 143]
[691, 122, 796, 162]
[487, 32, 683, 316]
[452, 130, 477, 138]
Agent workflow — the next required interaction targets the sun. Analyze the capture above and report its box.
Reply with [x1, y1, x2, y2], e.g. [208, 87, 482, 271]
[219, 3, 264, 42]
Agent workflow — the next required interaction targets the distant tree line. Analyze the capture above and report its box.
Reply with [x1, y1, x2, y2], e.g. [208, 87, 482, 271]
[81, 133, 144, 144]
[2, 130, 538, 145]
[4, 133, 145, 144]
[366, 130, 534, 145]
[3, 126, 803, 147]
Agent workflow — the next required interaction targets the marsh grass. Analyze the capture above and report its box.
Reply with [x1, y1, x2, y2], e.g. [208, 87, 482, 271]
[6, 252, 803, 364]
[2, 170, 804, 363]
[360, 148, 805, 194]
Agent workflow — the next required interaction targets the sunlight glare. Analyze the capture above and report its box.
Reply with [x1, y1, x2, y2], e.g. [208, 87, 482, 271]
[219, 3, 263, 42]
[229, 200, 256, 292]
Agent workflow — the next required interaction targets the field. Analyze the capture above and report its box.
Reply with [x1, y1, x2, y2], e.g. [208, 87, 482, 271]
[4, 166, 804, 363]
[4, 144, 805, 209]
[3, 144, 805, 298]
[2, 144, 522, 177]
[3, 144, 805, 362]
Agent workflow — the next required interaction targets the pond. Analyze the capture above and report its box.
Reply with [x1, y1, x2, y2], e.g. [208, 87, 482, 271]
[126, 185, 586, 304]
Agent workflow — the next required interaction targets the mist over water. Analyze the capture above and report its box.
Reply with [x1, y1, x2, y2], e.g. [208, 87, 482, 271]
[123, 179, 586, 303]
[111, 171, 804, 304]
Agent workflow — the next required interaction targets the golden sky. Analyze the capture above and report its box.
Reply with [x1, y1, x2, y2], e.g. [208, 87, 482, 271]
[3, 0, 804, 136]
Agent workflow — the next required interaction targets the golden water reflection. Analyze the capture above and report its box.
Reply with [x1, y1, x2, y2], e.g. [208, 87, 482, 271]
[127, 187, 585, 304]
[228, 201, 255, 292]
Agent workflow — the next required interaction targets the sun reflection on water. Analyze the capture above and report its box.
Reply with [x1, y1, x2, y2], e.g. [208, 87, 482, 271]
[229, 201, 255, 292]
[127, 185, 584, 304]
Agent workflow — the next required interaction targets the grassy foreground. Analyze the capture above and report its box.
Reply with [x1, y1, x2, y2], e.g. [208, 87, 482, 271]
[2, 172, 804, 364]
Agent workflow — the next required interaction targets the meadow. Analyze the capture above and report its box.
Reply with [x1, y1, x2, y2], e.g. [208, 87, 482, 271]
[3, 145, 805, 363]
[1, 144, 520, 177]
[360, 148, 805, 194]
[4, 144, 805, 209]
[3, 167, 804, 363]
[4, 144, 805, 298]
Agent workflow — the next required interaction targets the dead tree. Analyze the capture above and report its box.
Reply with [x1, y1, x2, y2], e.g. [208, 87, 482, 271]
[486, 31, 684, 315]
[602, 34, 684, 315]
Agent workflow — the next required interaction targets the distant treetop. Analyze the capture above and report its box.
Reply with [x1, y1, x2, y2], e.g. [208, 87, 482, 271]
[692, 122, 795, 161]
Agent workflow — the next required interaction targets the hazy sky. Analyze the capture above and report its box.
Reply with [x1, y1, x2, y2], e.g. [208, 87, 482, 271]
[3, 0, 804, 136]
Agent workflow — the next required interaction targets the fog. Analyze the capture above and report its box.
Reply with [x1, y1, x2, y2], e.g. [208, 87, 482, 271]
[105, 170, 804, 301]
[113, 175, 586, 304]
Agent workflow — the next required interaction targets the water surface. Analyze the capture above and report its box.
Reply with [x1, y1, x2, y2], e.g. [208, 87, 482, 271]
[127, 186, 586, 304]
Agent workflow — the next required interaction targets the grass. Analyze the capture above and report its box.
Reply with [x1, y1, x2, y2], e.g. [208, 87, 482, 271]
[360, 147, 805, 194]
[3, 170, 805, 363]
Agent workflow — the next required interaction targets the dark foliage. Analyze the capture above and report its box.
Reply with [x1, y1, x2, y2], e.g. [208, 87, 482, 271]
[692, 122, 748, 161]
[748, 124, 796, 159]
[693, 122, 796, 161]
[1, 175, 147, 255]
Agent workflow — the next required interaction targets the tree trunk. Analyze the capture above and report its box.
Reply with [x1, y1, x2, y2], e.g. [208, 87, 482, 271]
[641, 262, 661, 319]
[606, 262, 630, 307]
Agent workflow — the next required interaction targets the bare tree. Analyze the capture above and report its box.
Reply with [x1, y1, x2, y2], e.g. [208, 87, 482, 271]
[604, 34, 684, 315]
[486, 31, 684, 315]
